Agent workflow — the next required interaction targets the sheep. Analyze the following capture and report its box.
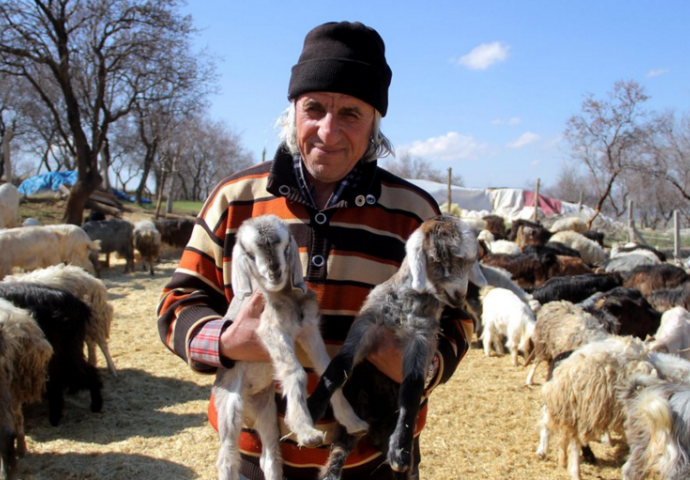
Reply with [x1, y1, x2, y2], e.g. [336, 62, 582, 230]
[0, 227, 62, 279]
[648, 306, 690, 360]
[308, 214, 487, 479]
[0, 283, 103, 426]
[530, 272, 623, 305]
[611, 243, 667, 262]
[153, 218, 195, 248]
[622, 263, 689, 298]
[4, 264, 117, 376]
[479, 286, 536, 366]
[620, 374, 690, 480]
[485, 239, 521, 255]
[20, 218, 41, 227]
[213, 215, 366, 480]
[41, 224, 100, 275]
[525, 300, 611, 386]
[82, 218, 135, 274]
[604, 253, 661, 273]
[536, 336, 656, 480]
[0, 298, 53, 480]
[549, 216, 588, 234]
[646, 351, 690, 385]
[133, 220, 161, 276]
[649, 282, 690, 313]
[0, 184, 19, 230]
[549, 230, 608, 266]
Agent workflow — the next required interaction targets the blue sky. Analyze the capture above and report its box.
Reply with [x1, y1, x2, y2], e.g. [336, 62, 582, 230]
[181, 1, 690, 190]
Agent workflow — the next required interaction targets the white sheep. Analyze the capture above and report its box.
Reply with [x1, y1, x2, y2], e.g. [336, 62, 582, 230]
[0, 298, 53, 479]
[649, 306, 690, 360]
[133, 220, 162, 276]
[479, 286, 536, 366]
[4, 264, 117, 376]
[42, 224, 100, 275]
[536, 336, 655, 480]
[486, 239, 521, 255]
[213, 215, 366, 480]
[0, 227, 62, 279]
[620, 374, 690, 480]
[549, 216, 588, 234]
[0, 184, 19, 230]
[525, 300, 610, 386]
[549, 230, 608, 266]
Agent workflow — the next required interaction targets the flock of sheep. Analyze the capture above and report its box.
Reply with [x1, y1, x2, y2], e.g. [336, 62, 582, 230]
[0, 182, 195, 480]
[4, 177, 690, 479]
[466, 214, 690, 480]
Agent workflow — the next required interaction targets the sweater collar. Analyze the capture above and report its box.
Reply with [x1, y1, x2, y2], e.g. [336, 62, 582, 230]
[266, 144, 382, 210]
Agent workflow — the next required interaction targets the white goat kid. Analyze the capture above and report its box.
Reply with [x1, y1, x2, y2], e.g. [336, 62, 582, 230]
[212, 215, 366, 480]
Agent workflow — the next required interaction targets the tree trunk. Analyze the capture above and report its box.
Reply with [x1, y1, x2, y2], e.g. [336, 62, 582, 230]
[63, 169, 102, 225]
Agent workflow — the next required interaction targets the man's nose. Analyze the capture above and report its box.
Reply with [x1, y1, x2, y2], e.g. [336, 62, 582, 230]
[318, 112, 341, 143]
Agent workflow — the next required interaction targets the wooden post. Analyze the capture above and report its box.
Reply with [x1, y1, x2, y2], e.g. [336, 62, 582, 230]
[155, 171, 167, 220]
[532, 178, 540, 222]
[627, 200, 635, 244]
[447, 168, 452, 213]
[2, 127, 13, 182]
[674, 210, 681, 265]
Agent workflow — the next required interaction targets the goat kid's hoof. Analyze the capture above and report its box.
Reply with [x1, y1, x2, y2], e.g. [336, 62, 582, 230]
[295, 429, 325, 448]
[388, 448, 410, 473]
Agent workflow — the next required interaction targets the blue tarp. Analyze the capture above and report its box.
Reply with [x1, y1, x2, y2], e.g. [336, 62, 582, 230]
[18, 171, 152, 204]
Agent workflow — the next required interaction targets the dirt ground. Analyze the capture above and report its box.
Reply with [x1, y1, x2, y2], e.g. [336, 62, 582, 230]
[12, 249, 628, 480]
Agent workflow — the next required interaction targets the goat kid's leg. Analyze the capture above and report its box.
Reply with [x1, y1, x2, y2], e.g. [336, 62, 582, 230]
[308, 319, 374, 425]
[247, 386, 283, 480]
[388, 335, 428, 474]
[525, 362, 538, 386]
[318, 426, 358, 480]
[298, 325, 368, 437]
[214, 368, 245, 480]
[259, 327, 323, 447]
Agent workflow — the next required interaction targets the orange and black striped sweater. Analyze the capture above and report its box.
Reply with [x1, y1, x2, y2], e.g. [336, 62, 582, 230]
[157, 146, 473, 479]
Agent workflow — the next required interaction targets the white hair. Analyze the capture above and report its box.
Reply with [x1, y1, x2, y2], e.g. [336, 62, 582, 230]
[276, 102, 394, 163]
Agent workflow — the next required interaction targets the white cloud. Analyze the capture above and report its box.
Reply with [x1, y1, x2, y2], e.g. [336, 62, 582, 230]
[403, 132, 487, 161]
[507, 132, 540, 148]
[492, 117, 521, 125]
[454, 41, 510, 70]
[647, 68, 669, 77]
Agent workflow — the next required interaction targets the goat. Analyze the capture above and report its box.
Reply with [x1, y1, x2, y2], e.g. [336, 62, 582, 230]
[622, 263, 689, 298]
[508, 219, 552, 247]
[4, 264, 117, 376]
[480, 251, 559, 289]
[0, 283, 103, 426]
[549, 230, 608, 267]
[307, 214, 487, 479]
[530, 272, 623, 305]
[649, 282, 690, 313]
[212, 215, 366, 480]
[479, 286, 535, 366]
[620, 374, 690, 480]
[0, 298, 53, 480]
[153, 218, 195, 248]
[82, 219, 135, 274]
[133, 220, 162, 276]
[649, 306, 690, 360]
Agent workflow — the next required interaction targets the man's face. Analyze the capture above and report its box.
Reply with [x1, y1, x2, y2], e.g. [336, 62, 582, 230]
[295, 92, 375, 185]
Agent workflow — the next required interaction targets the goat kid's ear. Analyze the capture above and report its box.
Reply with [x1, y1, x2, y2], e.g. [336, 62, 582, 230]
[288, 237, 308, 294]
[468, 262, 488, 287]
[231, 245, 254, 296]
[407, 229, 427, 292]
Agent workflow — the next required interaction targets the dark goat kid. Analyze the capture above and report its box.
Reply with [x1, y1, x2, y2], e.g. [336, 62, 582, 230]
[0, 283, 103, 426]
[308, 215, 486, 479]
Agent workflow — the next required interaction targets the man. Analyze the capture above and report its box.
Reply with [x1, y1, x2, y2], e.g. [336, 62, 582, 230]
[157, 21, 473, 479]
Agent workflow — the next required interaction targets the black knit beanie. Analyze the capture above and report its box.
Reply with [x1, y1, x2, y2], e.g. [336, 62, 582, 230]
[288, 21, 393, 116]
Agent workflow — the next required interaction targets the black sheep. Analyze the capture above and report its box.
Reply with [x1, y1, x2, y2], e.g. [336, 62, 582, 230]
[0, 283, 103, 426]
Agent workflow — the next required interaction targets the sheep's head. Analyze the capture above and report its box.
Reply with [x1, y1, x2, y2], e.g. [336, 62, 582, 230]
[407, 214, 487, 307]
[232, 215, 304, 295]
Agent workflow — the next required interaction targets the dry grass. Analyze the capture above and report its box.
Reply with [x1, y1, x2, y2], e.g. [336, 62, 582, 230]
[9, 203, 628, 479]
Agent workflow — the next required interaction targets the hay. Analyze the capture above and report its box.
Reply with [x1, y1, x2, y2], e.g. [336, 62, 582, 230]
[15, 253, 627, 479]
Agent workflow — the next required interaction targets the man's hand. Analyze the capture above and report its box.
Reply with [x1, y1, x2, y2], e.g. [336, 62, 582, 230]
[219, 292, 271, 363]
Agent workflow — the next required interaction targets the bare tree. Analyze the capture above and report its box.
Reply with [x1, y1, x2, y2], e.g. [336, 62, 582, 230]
[384, 151, 465, 186]
[0, 0, 197, 224]
[564, 80, 652, 228]
[644, 110, 690, 202]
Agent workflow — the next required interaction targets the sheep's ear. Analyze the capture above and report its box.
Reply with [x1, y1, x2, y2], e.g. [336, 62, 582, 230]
[407, 229, 427, 292]
[288, 237, 307, 294]
[231, 244, 253, 297]
[469, 262, 487, 287]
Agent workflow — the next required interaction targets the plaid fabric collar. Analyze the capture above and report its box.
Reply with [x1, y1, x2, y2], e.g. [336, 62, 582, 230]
[292, 153, 363, 209]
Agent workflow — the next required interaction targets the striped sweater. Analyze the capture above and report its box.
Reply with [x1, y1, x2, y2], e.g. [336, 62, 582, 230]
[157, 145, 473, 479]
